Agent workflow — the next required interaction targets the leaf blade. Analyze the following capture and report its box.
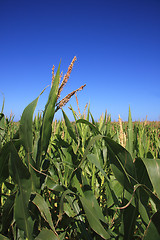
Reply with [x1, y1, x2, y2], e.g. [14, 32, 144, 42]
[9, 142, 33, 239]
[33, 193, 55, 232]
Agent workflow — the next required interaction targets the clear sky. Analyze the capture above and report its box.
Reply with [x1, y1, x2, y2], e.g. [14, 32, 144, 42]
[0, 0, 160, 122]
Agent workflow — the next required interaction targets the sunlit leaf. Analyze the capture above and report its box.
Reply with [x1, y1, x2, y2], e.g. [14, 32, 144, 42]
[36, 62, 60, 168]
[142, 158, 160, 198]
[104, 136, 136, 193]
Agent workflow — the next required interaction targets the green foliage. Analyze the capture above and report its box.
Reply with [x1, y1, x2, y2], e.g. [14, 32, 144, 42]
[0, 60, 160, 239]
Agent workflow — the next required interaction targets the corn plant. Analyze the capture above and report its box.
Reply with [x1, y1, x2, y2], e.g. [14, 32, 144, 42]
[0, 58, 86, 239]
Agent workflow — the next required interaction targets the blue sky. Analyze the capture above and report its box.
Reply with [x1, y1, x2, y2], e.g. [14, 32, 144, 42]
[0, 0, 160, 122]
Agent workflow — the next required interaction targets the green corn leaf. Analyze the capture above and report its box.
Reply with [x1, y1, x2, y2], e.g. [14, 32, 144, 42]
[81, 182, 108, 224]
[59, 189, 82, 221]
[104, 136, 136, 193]
[143, 211, 160, 240]
[9, 142, 31, 182]
[138, 199, 150, 226]
[136, 184, 160, 210]
[35, 228, 59, 240]
[0, 113, 5, 142]
[0, 142, 10, 183]
[87, 153, 108, 180]
[76, 118, 101, 135]
[80, 175, 116, 239]
[77, 118, 100, 152]
[0, 140, 22, 183]
[135, 157, 153, 224]
[32, 193, 56, 232]
[80, 196, 113, 239]
[105, 176, 121, 207]
[60, 147, 74, 185]
[36, 62, 60, 168]
[19, 93, 45, 190]
[59, 189, 74, 220]
[1, 194, 15, 234]
[86, 102, 90, 121]
[135, 157, 153, 192]
[9, 142, 33, 239]
[126, 105, 133, 157]
[62, 109, 78, 144]
[78, 135, 103, 168]
[74, 120, 136, 193]
[70, 173, 84, 196]
[46, 181, 65, 192]
[69, 105, 82, 138]
[120, 190, 138, 240]
[106, 114, 112, 136]
[89, 111, 96, 125]
[65, 194, 93, 240]
[19, 95, 40, 154]
[14, 194, 34, 239]
[0, 234, 9, 240]
[142, 158, 160, 198]
[69, 105, 78, 121]
[0, 92, 5, 113]
[99, 111, 107, 133]
[59, 189, 92, 240]
[58, 232, 66, 240]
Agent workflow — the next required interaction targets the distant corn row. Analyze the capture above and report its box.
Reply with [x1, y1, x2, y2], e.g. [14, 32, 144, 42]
[33, 109, 160, 160]
[1, 110, 160, 160]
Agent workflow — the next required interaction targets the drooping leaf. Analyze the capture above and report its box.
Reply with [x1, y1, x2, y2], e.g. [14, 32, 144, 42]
[32, 193, 55, 232]
[80, 196, 113, 239]
[59, 189, 75, 220]
[76, 118, 101, 135]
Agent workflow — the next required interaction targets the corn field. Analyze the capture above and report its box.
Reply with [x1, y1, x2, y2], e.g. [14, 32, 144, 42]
[0, 58, 160, 240]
